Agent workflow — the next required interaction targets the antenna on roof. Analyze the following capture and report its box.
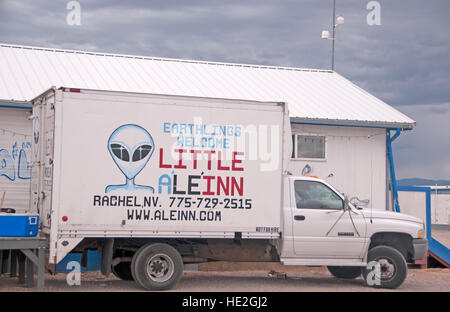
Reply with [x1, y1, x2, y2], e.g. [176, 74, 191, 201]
[321, 0, 345, 70]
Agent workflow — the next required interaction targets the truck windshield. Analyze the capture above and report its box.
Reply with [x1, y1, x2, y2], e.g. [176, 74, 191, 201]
[294, 180, 343, 210]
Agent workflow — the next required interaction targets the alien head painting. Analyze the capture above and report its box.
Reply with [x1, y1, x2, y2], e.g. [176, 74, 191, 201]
[106, 124, 155, 193]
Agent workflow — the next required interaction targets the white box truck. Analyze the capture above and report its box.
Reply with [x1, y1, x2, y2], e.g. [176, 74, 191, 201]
[30, 87, 427, 290]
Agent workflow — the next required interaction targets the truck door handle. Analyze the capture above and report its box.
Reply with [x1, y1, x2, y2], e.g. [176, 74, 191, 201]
[294, 215, 305, 221]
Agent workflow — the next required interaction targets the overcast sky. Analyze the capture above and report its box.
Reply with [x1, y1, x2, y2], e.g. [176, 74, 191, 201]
[0, 0, 449, 180]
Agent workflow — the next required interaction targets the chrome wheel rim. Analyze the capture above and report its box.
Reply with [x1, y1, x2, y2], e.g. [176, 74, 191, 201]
[376, 257, 396, 281]
[146, 253, 174, 283]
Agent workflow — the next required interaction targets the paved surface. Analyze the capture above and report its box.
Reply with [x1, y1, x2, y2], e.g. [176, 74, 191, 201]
[0, 265, 448, 292]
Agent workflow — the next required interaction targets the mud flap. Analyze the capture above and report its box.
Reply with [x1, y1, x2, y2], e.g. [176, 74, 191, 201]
[101, 238, 114, 276]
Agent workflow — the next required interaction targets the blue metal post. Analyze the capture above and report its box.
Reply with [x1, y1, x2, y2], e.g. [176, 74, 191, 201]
[386, 128, 401, 212]
[425, 187, 431, 239]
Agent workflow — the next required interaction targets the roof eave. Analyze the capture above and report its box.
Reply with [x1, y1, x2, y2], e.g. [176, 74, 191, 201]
[290, 117, 415, 130]
[0, 99, 32, 110]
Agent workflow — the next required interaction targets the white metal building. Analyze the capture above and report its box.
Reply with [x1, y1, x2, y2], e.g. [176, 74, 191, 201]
[399, 187, 450, 226]
[0, 106, 32, 211]
[0, 43, 415, 212]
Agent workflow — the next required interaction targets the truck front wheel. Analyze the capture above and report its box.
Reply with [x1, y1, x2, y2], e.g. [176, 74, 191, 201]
[131, 243, 183, 291]
[362, 245, 408, 289]
[327, 266, 362, 279]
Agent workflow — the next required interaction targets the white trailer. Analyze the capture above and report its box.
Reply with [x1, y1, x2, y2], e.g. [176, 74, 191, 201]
[31, 88, 427, 290]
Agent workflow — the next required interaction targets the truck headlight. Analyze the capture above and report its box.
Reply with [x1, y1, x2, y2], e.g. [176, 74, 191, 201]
[417, 222, 426, 238]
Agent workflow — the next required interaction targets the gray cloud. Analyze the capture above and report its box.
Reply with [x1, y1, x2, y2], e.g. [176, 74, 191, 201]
[395, 103, 450, 179]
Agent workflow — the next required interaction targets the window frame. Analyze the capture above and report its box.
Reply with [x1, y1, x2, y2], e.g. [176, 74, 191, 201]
[291, 133, 327, 161]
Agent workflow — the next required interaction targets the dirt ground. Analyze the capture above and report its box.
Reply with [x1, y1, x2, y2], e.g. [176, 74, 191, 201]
[0, 263, 448, 292]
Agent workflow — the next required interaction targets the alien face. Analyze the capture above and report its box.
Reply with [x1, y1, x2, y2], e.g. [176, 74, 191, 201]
[107, 124, 154, 180]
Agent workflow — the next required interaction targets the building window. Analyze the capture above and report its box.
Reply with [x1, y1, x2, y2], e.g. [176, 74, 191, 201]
[291, 134, 326, 159]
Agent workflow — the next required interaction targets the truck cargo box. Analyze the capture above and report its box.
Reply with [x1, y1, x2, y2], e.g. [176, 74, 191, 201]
[30, 88, 291, 263]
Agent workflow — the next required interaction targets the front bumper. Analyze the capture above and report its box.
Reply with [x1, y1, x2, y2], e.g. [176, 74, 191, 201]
[412, 238, 428, 260]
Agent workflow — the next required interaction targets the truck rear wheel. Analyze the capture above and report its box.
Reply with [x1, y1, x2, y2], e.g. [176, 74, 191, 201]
[327, 266, 362, 279]
[131, 243, 183, 291]
[362, 245, 408, 289]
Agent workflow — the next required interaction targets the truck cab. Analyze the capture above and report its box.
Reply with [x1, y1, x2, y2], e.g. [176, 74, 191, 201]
[279, 175, 428, 288]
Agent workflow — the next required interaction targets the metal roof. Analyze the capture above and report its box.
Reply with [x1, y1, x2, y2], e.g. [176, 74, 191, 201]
[0, 43, 415, 129]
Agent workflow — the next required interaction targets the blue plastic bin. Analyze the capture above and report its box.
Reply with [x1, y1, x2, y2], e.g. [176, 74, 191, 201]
[0, 213, 39, 237]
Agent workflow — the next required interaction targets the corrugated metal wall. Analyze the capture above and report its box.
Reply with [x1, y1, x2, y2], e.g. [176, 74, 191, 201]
[398, 190, 428, 236]
[0, 108, 32, 212]
[431, 192, 450, 225]
[289, 124, 387, 211]
[398, 189, 449, 226]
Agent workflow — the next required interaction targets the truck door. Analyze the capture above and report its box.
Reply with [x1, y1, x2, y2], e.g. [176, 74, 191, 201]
[291, 179, 366, 259]
[31, 95, 55, 232]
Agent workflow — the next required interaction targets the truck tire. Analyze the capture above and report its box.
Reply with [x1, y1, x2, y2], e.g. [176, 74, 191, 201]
[130, 246, 146, 283]
[362, 245, 408, 289]
[132, 243, 183, 291]
[327, 266, 362, 279]
[111, 262, 134, 281]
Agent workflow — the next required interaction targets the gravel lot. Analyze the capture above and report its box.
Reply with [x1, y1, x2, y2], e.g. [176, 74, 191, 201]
[0, 264, 448, 292]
